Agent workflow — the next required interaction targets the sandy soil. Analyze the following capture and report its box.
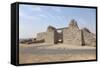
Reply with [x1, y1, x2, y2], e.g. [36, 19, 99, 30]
[19, 43, 96, 64]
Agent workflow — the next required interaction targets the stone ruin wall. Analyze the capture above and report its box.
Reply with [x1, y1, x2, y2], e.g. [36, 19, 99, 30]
[45, 26, 58, 44]
[35, 19, 96, 46]
[82, 29, 96, 46]
[36, 26, 58, 44]
[63, 20, 82, 46]
[63, 28, 82, 46]
[45, 31, 56, 44]
[37, 32, 46, 40]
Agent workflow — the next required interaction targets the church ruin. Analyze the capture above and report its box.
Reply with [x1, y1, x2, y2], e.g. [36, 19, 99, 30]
[32, 19, 96, 46]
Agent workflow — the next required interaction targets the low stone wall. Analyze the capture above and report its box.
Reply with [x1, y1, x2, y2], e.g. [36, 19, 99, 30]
[37, 32, 46, 40]
[82, 29, 96, 46]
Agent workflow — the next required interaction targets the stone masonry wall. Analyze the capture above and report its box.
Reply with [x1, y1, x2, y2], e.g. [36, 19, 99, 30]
[45, 26, 58, 44]
[35, 19, 96, 46]
[45, 31, 55, 44]
[63, 19, 82, 46]
[63, 28, 82, 45]
[82, 28, 96, 46]
[37, 32, 46, 40]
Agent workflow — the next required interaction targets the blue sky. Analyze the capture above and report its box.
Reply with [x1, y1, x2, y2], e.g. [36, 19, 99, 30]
[19, 4, 96, 39]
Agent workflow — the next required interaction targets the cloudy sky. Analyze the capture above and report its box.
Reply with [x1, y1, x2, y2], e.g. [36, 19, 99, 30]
[19, 4, 96, 39]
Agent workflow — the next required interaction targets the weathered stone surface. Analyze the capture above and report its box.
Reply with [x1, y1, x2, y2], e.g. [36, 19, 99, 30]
[37, 32, 46, 40]
[47, 25, 56, 32]
[63, 28, 82, 45]
[82, 28, 96, 46]
[34, 19, 96, 47]
[69, 19, 79, 29]
[63, 19, 82, 45]
[45, 26, 58, 44]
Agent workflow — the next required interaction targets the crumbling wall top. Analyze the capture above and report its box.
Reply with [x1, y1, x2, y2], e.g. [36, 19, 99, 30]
[69, 19, 79, 29]
[47, 25, 57, 32]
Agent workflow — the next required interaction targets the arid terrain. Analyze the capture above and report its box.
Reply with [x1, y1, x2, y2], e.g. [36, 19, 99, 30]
[19, 43, 96, 64]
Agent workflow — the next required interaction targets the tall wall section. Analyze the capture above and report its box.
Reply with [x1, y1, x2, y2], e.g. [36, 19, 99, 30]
[63, 28, 82, 45]
[63, 19, 82, 46]
[45, 26, 58, 44]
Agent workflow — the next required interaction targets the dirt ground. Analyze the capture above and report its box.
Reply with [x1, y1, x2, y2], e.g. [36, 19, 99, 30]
[19, 43, 96, 64]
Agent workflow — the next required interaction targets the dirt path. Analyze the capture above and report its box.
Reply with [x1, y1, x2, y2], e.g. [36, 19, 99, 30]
[19, 43, 96, 64]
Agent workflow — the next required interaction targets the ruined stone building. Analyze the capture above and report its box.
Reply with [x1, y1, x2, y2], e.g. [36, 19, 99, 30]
[34, 19, 96, 46]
